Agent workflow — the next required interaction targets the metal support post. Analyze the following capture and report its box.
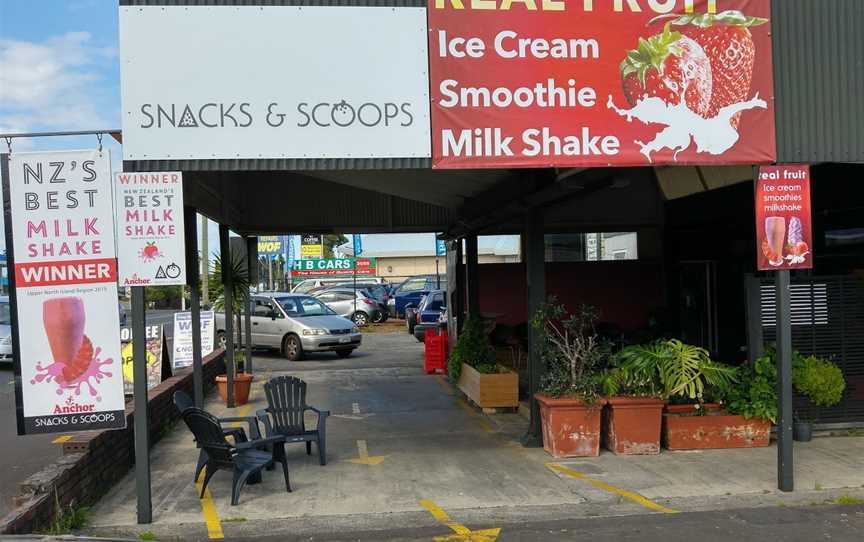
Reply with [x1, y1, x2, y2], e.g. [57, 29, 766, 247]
[132, 286, 151, 523]
[776, 269, 794, 491]
[245, 236, 255, 375]
[465, 234, 480, 318]
[219, 225, 235, 407]
[522, 208, 545, 447]
[184, 207, 204, 407]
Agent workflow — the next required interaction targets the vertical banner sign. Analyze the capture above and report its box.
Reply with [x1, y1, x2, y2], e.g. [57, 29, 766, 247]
[2, 150, 126, 434]
[436, 238, 447, 257]
[120, 324, 165, 394]
[114, 171, 186, 286]
[428, 0, 776, 168]
[755, 165, 812, 271]
[301, 234, 324, 259]
[353, 234, 363, 256]
[171, 311, 215, 370]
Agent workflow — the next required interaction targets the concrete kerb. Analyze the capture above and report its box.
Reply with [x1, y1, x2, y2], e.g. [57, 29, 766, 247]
[81, 334, 864, 540]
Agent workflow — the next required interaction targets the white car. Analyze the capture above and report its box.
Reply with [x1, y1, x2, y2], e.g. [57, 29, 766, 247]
[0, 296, 13, 364]
[215, 293, 362, 361]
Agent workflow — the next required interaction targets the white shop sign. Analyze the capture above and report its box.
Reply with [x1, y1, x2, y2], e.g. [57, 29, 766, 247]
[172, 311, 215, 371]
[119, 6, 431, 160]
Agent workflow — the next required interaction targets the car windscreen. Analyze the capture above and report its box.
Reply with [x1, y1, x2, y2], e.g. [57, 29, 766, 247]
[275, 296, 334, 317]
[0, 302, 10, 325]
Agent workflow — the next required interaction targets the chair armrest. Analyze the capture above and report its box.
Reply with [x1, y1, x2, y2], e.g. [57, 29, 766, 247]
[305, 406, 330, 417]
[235, 435, 286, 450]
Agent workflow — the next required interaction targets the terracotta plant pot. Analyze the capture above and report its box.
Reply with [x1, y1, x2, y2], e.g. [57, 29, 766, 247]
[216, 373, 254, 406]
[536, 394, 605, 458]
[457, 363, 518, 408]
[605, 396, 665, 455]
[663, 403, 771, 450]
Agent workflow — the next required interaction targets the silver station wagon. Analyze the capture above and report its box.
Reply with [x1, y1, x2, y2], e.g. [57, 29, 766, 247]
[215, 293, 362, 361]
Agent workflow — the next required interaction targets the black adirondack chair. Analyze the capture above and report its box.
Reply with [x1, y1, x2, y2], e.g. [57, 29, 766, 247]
[173, 390, 264, 482]
[257, 376, 330, 465]
[180, 407, 290, 505]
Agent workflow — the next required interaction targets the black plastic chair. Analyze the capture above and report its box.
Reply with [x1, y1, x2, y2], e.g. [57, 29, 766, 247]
[180, 407, 290, 505]
[173, 390, 264, 482]
[257, 376, 330, 465]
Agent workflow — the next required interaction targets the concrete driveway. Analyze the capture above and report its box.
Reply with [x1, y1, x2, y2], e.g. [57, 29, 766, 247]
[87, 332, 864, 541]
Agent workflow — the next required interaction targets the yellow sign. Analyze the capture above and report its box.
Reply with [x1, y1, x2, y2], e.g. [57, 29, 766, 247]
[120, 324, 164, 394]
[300, 243, 323, 259]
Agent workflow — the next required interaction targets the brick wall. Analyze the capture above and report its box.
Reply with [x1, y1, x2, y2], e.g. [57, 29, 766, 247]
[1, 349, 226, 534]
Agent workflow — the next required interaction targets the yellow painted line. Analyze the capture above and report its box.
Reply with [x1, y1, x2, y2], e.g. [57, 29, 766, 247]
[52, 435, 72, 444]
[435, 375, 455, 395]
[195, 469, 225, 539]
[420, 499, 501, 541]
[546, 463, 679, 514]
[229, 404, 252, 428]
[347, 439, 386, 465]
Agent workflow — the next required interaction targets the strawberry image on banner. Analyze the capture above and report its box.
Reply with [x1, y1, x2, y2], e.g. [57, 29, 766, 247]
[429, 0, 775, 168]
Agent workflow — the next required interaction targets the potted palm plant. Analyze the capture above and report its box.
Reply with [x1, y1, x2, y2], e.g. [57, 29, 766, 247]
[211, 250, 254, 406]
[450, 316, 518, 409]
[532, 299, 608, 458]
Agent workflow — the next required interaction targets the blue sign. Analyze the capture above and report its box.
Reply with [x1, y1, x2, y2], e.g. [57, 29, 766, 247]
[353, 234, 363, 256]
[436, 238, 446, 257]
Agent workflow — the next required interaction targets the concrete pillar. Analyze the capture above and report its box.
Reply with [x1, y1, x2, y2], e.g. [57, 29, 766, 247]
[465, 234, 480, 318]
[522, 207, 545, 447]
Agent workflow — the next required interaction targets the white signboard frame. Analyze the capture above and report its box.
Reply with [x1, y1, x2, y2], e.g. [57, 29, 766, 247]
[114, 171, 186, 286]
[119, 5, 431, 160]
[2, 150, 126, 434]
[171, 311, 215, 371]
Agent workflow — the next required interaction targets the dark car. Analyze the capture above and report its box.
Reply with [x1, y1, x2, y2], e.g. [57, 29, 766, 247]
[412, 289, 447, 342]
[388, 274, 445, 319]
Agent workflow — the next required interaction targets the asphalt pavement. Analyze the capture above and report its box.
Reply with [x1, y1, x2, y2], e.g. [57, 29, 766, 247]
[0, 309, 181, 519]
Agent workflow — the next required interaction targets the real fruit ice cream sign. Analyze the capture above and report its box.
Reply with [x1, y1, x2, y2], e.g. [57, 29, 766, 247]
[114, 171, 186, 286]
[429, 0, 776, 168]
[755, 165, 812, 271]
[2, 150, 126, 434]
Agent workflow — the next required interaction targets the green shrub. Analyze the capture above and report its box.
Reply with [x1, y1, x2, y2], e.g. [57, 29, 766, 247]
[793, 355, 846, 407]
[723, 352, 777, 423]
[448, 316, 496, 380]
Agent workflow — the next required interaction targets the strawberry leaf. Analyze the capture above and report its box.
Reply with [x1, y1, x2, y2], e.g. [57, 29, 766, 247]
[650, 10, 769, 28]
[620, 24, 684, 86]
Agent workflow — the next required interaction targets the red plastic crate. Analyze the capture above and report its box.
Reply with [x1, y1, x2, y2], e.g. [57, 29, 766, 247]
[424, 329, 448, 375]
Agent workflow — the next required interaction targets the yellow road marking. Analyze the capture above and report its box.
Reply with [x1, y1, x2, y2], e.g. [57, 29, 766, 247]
[456, 399, 495, 434]
[546, 463, 679, 514]
[347, 439, 386, 465]
[195, 469, 225, 539]
[229, 405, 252, 428]
[52, 435, 72, 444]
[435, 375, 455, 395]
[420, 499, 501, 541]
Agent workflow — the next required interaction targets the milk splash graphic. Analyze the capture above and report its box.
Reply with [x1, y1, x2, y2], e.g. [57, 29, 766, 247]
[607, 93, 767, 162]
[31, 297, 114, 402]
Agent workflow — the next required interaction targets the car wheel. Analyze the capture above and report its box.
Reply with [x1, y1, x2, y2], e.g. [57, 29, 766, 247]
[416, 333, 425, 343]
[335, 349, 354, 359]
[352, 311, 369, 327]
[407, 317, 416, 334]
[216, 332, 227, 350]
[372, 311, 385, 324]
[283, 335, 304, 361]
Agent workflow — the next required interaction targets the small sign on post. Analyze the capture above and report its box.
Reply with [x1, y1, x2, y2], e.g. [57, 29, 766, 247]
[755, 165, 812, 271]
[114, 171, 186, 286]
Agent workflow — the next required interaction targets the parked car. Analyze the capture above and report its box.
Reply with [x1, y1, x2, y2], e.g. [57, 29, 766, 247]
[311, 287, 382, 327]
[0, 296, 12, 364]
[412, 290, 447, 342]
[309, 284, 390, 323]
[291, 276, 386, 294]
[214, 293, 361, 361]
[388, 275, 445, 318]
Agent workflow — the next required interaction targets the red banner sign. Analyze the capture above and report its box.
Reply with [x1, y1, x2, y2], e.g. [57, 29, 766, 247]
[755, 165, 812, 271]
[429, 0, 776, 169]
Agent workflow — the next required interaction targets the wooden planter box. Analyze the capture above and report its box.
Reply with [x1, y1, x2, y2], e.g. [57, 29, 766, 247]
[457, 363, 518, 409]
[663, 404, 771, 450]
[536, 394, 604, 458]
[605, 396, 665, 455]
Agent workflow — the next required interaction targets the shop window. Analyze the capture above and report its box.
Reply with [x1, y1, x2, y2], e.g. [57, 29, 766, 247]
[544, 233, 638, 262]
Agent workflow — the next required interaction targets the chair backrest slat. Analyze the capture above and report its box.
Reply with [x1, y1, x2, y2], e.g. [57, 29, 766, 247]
[264, 376, 307, 435]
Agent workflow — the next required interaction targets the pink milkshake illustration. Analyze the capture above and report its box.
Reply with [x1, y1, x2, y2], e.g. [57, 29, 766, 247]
[32, 296, 114, 399]
[764, 217, 786, 267]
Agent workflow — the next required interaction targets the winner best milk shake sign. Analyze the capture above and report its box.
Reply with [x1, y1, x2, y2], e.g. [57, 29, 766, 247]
[2, 150, 126, 434]
[115, 171, 186, 286]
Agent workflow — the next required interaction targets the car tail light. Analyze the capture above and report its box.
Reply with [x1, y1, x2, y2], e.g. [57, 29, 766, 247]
[362, 298, 376, 306]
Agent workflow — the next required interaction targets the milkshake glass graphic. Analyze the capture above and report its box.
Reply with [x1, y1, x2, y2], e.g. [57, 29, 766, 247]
[43, 297, 85, 365]
[765, 217, 786, 267]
